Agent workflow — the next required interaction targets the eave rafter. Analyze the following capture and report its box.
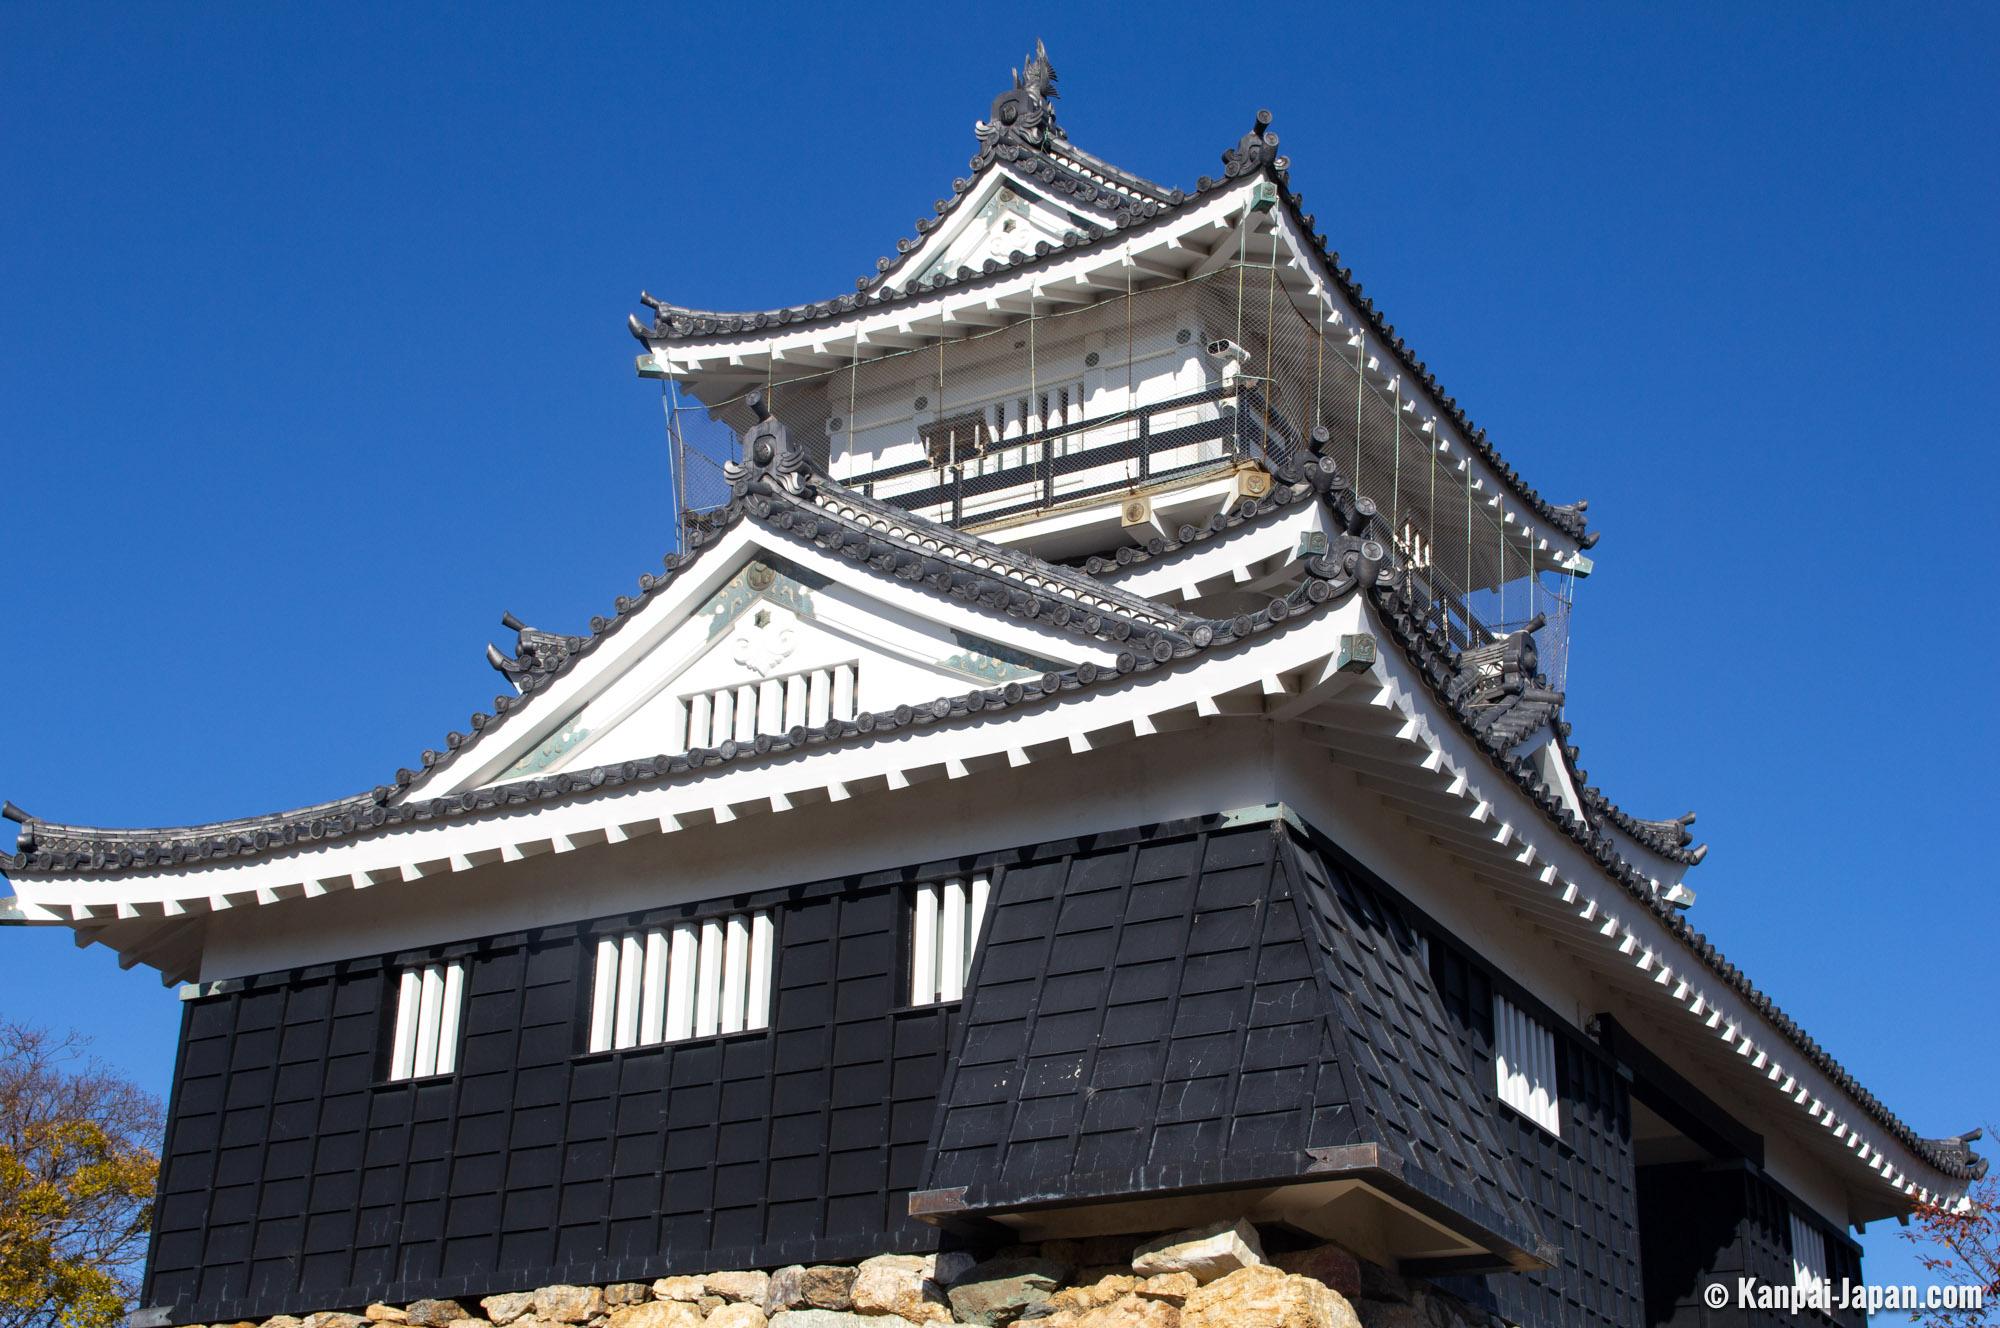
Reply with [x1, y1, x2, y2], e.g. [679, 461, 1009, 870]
[1288, 655, 1973, 1204]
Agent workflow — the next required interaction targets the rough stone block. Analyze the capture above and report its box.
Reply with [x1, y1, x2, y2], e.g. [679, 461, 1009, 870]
[1045, 1274, 1141, 1316]
[1136, 1273, 1198, 1305]
[1131, 1220, 1266, 1283]
[405, 1304, 470, 1328]
[1181, 1265, 1361, 1328]
[849, 1253, 948, 1323]
[651, 1279, 707, 1304]
[705, 1308, 767, 1328]
[480, 1295, 537, 1327]
[796, 1267, 857, 1311]
[1040, 1291, 1179, 1327]
[605, 1306, 702, 1328]
[932, 1251, 980, 1288]
[946, 1257, 1067, 1326]
[533, 1288, 603, 1325]
[703, 1272, 770, 1306]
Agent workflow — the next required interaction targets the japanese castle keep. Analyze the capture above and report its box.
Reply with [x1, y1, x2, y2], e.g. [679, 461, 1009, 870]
[3, 46, 1984, 1328]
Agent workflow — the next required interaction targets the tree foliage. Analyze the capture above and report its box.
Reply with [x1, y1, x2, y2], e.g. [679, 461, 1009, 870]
[0, 1024, 161, 1328]
[1906, 1167, 2000, 1328]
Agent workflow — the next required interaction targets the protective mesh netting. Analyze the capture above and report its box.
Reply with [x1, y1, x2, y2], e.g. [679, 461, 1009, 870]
[659, 243, 1576, 687]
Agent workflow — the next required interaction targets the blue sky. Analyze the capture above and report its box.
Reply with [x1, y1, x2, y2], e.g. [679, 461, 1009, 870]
[2, 1, 1993, 1308]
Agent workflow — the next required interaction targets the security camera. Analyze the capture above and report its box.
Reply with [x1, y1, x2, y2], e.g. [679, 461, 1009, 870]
[1206, 338, 1250, 367]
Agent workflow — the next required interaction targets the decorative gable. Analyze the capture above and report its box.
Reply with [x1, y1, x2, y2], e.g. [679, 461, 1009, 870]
[466, 545, 1078, 789]
[897, 170, 1096, 292]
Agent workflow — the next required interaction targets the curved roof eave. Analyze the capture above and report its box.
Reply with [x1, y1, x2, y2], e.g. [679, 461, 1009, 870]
[1, 469, 1981, 1191]
[629, 133, 1594, 549]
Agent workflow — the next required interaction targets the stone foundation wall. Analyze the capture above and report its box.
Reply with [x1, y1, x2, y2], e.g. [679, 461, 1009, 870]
[170, 1221, 1506, 1328]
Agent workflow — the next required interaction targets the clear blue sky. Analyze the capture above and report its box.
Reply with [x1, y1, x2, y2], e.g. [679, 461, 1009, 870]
[3, 2, 1993, 1309]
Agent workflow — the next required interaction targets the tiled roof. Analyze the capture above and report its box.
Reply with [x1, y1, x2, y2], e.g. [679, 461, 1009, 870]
[628, 56, 1593, 549]
[1, 410, 1977, 1188]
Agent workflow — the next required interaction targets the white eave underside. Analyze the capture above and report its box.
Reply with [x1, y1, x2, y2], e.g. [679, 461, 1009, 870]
[2, 590, 1958, 1209]
[642, 175, 1581, 561]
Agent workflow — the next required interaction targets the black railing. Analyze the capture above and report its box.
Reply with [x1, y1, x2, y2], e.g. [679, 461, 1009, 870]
[844, 384, 1283, 526]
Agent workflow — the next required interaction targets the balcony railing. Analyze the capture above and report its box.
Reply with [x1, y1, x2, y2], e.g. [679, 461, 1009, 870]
[839, 382, 1308, 528]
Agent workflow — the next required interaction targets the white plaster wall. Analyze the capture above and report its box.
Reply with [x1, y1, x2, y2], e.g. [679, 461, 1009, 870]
[188, 706, 1858, 1229]
[198, 722, 1278, 981]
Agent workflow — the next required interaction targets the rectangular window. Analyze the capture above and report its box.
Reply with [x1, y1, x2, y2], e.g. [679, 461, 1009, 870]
[388, 960, 466, 1081]
[1789, 1209, 1830, 1300]
[1492, 993, 1561, 1136]
[677, 664, 858, 751]
[588, 911, 774, 1053]
[910, 876, 990, 1005]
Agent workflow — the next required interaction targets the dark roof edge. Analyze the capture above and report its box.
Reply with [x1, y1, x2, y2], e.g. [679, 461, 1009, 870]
[1, 512, 1389, 874]
[3, 450, 1971, 1186]
[1367, 580, 1981, 1184]
[631, 148, 1594, 548]
[628, 158, 1230, 344]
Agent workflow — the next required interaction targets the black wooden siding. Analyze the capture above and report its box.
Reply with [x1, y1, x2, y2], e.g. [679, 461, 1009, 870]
[144, 879, 955, 1324]
[920, 817, 1544, 1259]
[141, 809, 1845, 1328]
[1425, 939, 1645, 1328]
[1635, 1164, 1863, 1328]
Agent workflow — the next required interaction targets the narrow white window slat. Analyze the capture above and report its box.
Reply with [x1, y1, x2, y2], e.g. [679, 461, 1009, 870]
[807, 669, 832, 728]
[389, 969, 421, 1081]
[1493, 994, 1561, 1136]
[695, 918, 725, 1037]
[969, 875, 991, 973]
[613, 933, 644, 1050]
[412, 965, 445, 1079]
[939, 880, 968, 1003]
[832, 664, 856, 722]
[639, 929, 669, 1045]
[663, 696, 688, 756]
[389, 961, 467, 1081]
[912, 884, 940, 1005]
[679, 665, 859, 742]
[721, 913, 750, 1035]
[1790, 1212, 1829, 1298]
[1542, 1029, 1559, 1132]
[747, 912, 774, 1030]
[666, 924, 698, 1041]
[1531, 1011, 1552, 1129]
[433, 962, 465, 1076]
[586, 912, 775, 1052]
[589, 938, 619, 1053]
[909, 877, 992, 1006]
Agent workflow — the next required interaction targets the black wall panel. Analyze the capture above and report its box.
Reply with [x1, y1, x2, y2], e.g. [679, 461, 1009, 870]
[1635, 1164, 1862, 1328]
[921, 817, 1542, 1256]
[1428, 921, 1646, 1328]
[142, 811, 1823, 1328]
[143, 879, 956, 1325]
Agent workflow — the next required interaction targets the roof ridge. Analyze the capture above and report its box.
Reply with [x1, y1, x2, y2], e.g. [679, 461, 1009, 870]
[1368, 580, 1977, 1181]
[4, 474, 1982, 1182]
[1, 516, 1390, 869]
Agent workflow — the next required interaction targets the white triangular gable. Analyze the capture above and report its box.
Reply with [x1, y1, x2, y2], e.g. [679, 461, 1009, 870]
[894, 168, 1099, 293]
[411, 521, 1100, 798]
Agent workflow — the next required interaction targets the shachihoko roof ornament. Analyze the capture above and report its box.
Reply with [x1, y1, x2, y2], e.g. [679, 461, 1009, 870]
[971, 39, 1062, 168]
